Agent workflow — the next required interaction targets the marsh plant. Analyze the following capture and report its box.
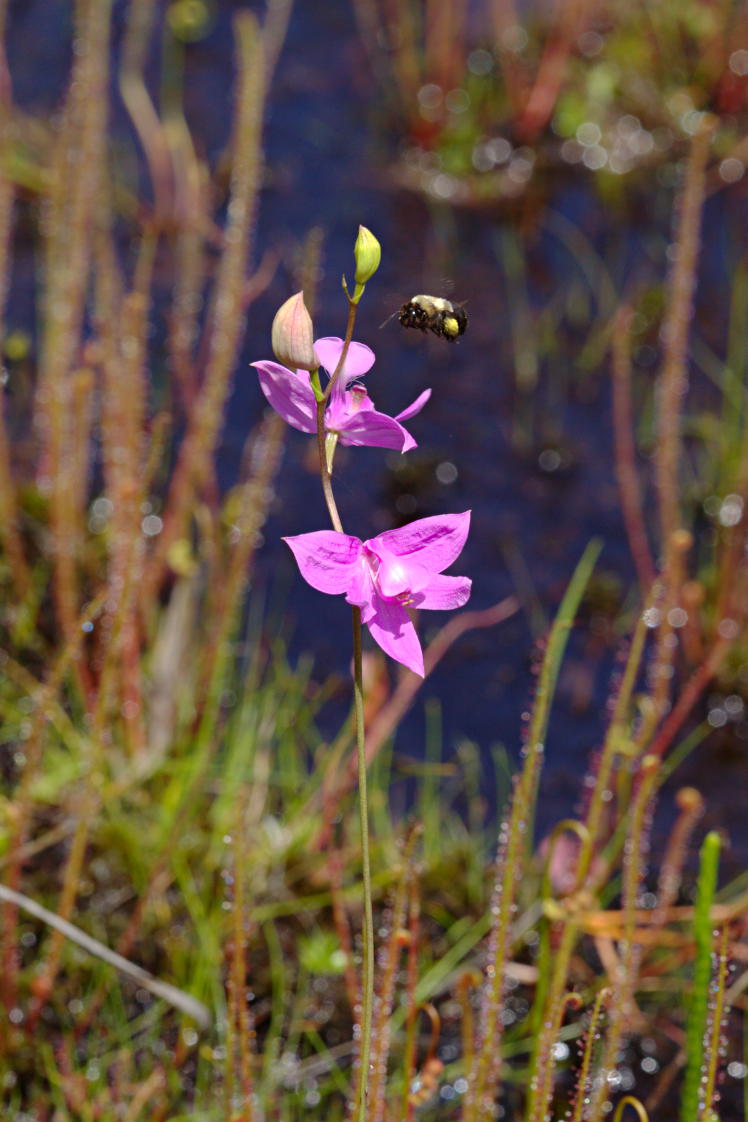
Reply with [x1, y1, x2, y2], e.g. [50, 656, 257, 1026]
[252, 227, 472, 1119]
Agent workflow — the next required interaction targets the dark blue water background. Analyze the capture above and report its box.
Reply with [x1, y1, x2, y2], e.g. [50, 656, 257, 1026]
[5, 0, 748, 865]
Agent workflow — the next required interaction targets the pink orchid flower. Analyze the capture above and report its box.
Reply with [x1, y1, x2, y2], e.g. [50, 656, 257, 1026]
[284, 511, 471, 676]
[252, 337, 431, 453]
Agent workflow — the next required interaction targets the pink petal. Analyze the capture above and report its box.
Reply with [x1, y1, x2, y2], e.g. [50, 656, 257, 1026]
[283, 531, 362, 595]
[369, 511, 471, 574]
[337, 409, 416, 452]
[395, 387, 432, 422]
[343, 558, 377, 623]
[410, 574, 472, 610]
[314, 337, 375, 385]
[366, 596, 425, 676]
[252, 361, 316, 433]
[374, 549, 431, 596]
[324, 387, 374, 429]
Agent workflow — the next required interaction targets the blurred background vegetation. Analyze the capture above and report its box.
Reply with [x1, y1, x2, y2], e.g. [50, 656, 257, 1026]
[2, 0, 748, 1118]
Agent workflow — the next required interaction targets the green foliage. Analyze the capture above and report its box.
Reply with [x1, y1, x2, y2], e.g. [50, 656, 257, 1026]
[0, 0, 747, 1119]
[681, 831, 722, 1122]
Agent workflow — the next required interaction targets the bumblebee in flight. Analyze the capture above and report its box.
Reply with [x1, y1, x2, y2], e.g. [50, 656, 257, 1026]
[393, 295, 468, 342]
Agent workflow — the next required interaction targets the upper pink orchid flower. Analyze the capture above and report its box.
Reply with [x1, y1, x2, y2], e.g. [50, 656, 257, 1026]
[284, 511, 471, 676]
[252, 337, 431, 453]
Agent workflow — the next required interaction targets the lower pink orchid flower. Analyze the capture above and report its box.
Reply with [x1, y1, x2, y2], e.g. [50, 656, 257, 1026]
[284, 511, 472, 676]
[252, 336, 431, 452]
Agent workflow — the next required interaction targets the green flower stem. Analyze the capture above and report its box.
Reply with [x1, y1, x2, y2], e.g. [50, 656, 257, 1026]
[352, 603, 374, 1121]
[316, 396, 344, 533]
[681, 830, 721, 1122]
[313, 295, 374, 1121]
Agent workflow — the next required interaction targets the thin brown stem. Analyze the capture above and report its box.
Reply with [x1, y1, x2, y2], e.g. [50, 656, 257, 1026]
[323, 298, 358, 403]
[655, 118, 714, 552]
[611, 307, 656, 593]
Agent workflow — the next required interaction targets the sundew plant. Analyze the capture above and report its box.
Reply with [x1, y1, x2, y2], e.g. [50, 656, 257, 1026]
[1, 2, 748, 1121]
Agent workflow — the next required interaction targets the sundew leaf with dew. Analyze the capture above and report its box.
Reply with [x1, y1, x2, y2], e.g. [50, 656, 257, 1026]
[680, 830, 721, 1122]
[467, 537, 602, 1122]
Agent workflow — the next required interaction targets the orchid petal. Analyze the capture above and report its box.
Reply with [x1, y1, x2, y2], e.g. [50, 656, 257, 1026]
[252, 361, 316, 433]
[369, 511, 471, 574]
[366, 596, 425, 676]
[314, 337, 375, 385]
[337, 409, 416, 452]
[373, 548, 432, 596]
[410, 574, 472, 610]
[395, 387, 432, 422]
[283, 532, 362, 595]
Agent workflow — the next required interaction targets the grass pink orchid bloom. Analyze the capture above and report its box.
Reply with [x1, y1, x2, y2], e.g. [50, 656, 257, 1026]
[284, 511, 471, 676]
[252, 336, 431, 453]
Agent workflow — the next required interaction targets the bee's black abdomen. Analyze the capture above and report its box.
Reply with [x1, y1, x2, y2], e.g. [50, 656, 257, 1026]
[452, 308, 468, 336]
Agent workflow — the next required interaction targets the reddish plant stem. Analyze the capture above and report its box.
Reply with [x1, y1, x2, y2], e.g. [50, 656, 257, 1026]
[611, 307, 656, 593]
[655, 118, 714, 552]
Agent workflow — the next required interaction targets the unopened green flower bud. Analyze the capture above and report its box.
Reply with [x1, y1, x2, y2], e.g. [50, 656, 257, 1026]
[352, 225, 381, 300]
[271, 292, 318, 371]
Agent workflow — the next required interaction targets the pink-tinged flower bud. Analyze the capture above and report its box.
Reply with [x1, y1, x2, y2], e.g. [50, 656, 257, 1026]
[271, 292, 318, 371]
[353, 226, 381, 286]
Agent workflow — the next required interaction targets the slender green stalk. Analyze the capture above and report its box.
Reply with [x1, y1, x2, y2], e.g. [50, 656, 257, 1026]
[352, 604, 374, 1122]
[312, 294, 373, 1121]
[681, 831, 721, 1122]
[317, 396, 344, 534]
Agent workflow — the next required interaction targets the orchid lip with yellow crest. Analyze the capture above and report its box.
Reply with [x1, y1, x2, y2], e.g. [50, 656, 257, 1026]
[271, 292, 318, 372]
